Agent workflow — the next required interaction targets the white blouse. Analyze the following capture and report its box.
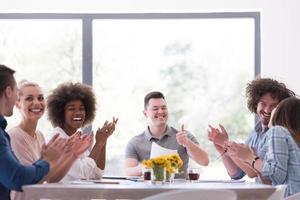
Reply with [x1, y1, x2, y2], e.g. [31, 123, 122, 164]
[47, 127, 103, 182]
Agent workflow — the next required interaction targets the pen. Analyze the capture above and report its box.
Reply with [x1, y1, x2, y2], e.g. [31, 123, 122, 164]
[214, 148, 227, 161]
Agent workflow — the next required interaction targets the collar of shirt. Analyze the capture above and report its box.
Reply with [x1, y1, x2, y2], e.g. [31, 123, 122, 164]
[0, 115, 7, 130]
[144, 125, 172, 142]
[254, 121, 269, 135]
[53, 126, 70, 138]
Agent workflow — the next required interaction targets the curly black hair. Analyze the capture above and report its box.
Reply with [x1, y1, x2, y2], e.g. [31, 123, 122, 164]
[47, 82, 96, 128]
[246, 78, 295, 113]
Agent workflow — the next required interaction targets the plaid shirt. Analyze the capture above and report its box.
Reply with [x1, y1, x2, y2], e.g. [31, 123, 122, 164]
[262, 126, 300, 197]
[231, 121, 269, 180]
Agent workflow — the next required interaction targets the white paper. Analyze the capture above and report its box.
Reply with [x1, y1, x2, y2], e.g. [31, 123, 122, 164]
[150, 142, 177, 158]
[197, 179, 245, 183]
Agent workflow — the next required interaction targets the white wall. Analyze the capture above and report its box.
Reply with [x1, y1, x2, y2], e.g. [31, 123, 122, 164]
[1, 0, 299, 94]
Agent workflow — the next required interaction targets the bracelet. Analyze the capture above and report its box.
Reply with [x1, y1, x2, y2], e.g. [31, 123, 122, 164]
[251, 156, 260, 168]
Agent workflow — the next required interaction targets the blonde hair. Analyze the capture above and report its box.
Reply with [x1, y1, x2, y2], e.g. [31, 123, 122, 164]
[17, 80, 40, 99]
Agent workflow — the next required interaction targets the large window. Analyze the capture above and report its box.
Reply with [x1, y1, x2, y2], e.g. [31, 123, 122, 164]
[93, 18, 255, 177]
[0, 19, 82, 133]
[0, 13, 260, 179]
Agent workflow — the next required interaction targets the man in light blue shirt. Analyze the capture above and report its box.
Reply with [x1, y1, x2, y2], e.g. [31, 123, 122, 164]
[231, 97, 300, 197]
[208, 78, 294, 180]
[231, 121, 269, 179]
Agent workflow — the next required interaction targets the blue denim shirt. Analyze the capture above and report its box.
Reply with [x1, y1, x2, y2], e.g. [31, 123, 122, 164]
[0, 115, 49, 200]
[231, 121, 269, 180]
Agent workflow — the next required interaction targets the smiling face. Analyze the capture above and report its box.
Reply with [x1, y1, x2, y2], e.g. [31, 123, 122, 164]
[256, 93, 279, 126]
[143, 98, 168, 128]
[63, 100, 86, 135]
[16, 85, 45, 121]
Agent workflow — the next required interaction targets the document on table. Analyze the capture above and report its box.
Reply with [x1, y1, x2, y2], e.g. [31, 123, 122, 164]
[71, 179, 120, 184]
[102, 175, 128, 180]
[197, 179, 245, 183]
[150, 142, 177, 158]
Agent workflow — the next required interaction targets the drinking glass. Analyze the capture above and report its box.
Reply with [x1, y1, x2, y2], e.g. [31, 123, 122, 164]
[187, 168, 201, 182]
[142, 167, 151, 182]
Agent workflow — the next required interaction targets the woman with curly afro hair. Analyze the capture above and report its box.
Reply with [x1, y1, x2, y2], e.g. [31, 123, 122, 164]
[208, 78, 294, 182]
[47, 82, 117, 182]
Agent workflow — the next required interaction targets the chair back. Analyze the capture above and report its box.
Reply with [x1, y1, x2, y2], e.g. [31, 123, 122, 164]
[142, 189, 237, 200]
[285, 192, 300, 200]
[267, 185, 287, 200]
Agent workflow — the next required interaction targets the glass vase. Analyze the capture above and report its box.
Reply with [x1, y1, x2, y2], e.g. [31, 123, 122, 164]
[151, 165, 166, 184]
[165, 171, 175, 183]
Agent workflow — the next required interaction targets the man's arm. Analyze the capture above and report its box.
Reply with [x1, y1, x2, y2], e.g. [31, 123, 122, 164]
[176, 125, 209, 166]
[125, 136, 143, 176]
[0, 131, 67, 191]
[220, 154, 243, 178]
[208, 124, 248, 179]
[0, 152, 49, 191]
[184, 139, 209, 166]
[225, 141, 258, 178]
[213, 142, 257, 179]
[230, 156, 257, 178]
[124, 158, 142, 176]
[235, 127, 289, 184]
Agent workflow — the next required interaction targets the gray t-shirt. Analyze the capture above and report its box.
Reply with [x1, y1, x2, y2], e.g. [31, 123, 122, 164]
[125, 125, 199, 177]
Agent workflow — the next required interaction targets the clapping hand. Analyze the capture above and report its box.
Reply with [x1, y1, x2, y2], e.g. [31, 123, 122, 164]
[95, 117, 118, 145]
[41, 134, 68, 166]
[208, 124, 229, 146]
[70, 133, 94, 158]
[226, 141, 254, 163]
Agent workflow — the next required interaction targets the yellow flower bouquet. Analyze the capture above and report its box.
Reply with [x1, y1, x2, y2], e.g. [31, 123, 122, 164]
[142, 154, 183, 183]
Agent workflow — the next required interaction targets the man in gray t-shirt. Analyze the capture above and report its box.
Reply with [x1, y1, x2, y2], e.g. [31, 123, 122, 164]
[125, 91, 209, 177]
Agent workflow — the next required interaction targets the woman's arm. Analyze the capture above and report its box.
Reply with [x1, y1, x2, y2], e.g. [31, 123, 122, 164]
[89, 117, 118, 169]
[45, 133, 94, 182]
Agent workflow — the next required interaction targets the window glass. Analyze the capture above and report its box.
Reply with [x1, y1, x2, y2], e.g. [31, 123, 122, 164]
[0, 20, 82, 135]
[93, 18, 254, 178]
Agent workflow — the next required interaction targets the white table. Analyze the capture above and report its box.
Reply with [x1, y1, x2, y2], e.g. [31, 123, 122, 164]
[23, 179, 276, 200]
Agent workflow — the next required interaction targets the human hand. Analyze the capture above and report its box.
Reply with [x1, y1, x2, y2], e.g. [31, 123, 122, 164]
[67, 131, 82, 145]
[70, 133, 94, 158]
[213, 143, 226, 154]
[208, 124, 229, 147]
[226, 141, 254, 163]
[42, 134, 67, 166]
[95, 117, 118, 145]
[176, 124, 190, 147]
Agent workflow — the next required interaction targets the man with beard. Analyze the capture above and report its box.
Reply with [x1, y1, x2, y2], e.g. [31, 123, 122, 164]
[125, 91, 209, 177]
[208, 78, 295, 180]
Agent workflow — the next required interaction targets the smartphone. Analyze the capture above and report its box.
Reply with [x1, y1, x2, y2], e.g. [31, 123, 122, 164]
[82, 126, 92, 134]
